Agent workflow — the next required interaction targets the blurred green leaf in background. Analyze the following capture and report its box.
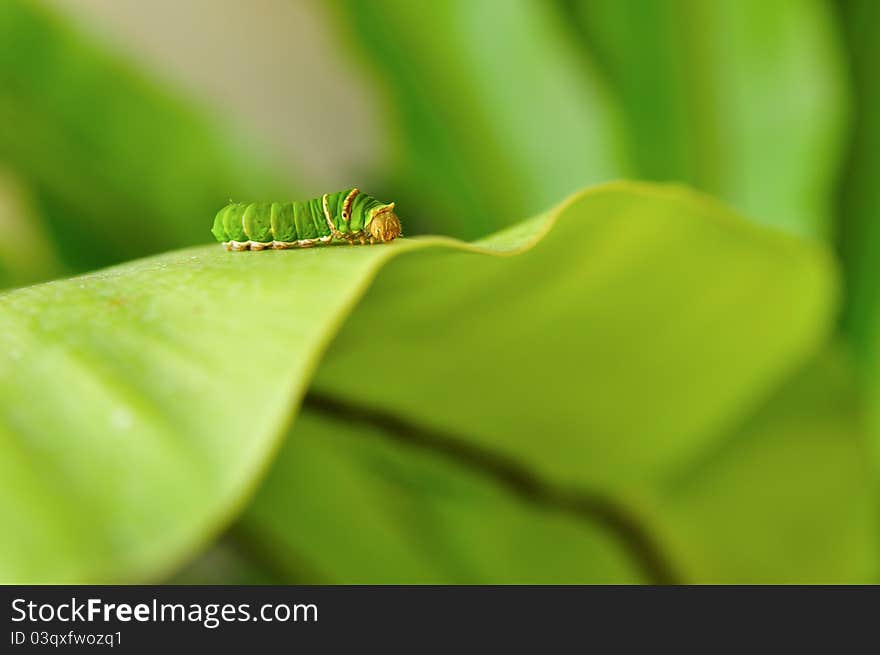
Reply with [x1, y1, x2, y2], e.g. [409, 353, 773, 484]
[0, 0, 289, 275]
[837, 0, 880, 381]
[0, 0, 879, 584]
[0, 166, 63, 287]
[565, 0, 848, 239]
[331, 0, 628, 238]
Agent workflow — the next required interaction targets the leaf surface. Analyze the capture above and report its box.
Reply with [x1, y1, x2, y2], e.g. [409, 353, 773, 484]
[238, 349, 876, 584]
[0, 182, 853, 582]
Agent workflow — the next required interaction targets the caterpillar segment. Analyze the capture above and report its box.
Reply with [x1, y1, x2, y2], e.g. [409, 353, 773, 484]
[211, 188, 402, 250]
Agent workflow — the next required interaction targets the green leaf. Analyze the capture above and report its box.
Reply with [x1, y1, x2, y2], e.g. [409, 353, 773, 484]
[235, 348, 877, 584]
[240, 407, 646, 583]
[0, 0, 287, 273]
[311, 184, 836, 489]
[651, 347, 878, 583]
[331, 0, 627, 238]
[836, 0, 880, 382]
[0, 182, 848, 582]
[0, 169, 65, 288]
[567, 0, 848, 238]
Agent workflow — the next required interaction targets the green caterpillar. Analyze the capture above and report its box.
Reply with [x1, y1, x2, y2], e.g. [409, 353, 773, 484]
[211, 188, 401, 250]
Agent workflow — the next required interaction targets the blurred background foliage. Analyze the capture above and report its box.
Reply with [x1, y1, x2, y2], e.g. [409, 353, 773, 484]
[1, 0, 878, 582]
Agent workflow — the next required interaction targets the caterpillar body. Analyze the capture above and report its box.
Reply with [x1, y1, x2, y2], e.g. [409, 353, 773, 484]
[211, 187, 402, 250]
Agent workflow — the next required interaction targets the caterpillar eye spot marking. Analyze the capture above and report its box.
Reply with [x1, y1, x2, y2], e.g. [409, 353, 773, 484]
[213, 188, 400, 250]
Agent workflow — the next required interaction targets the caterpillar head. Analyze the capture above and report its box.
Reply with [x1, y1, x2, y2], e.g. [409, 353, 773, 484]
[368, 203, 402, 242]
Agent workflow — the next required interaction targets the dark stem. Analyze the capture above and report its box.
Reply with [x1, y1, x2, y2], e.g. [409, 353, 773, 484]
[303, 392, 680, 584]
